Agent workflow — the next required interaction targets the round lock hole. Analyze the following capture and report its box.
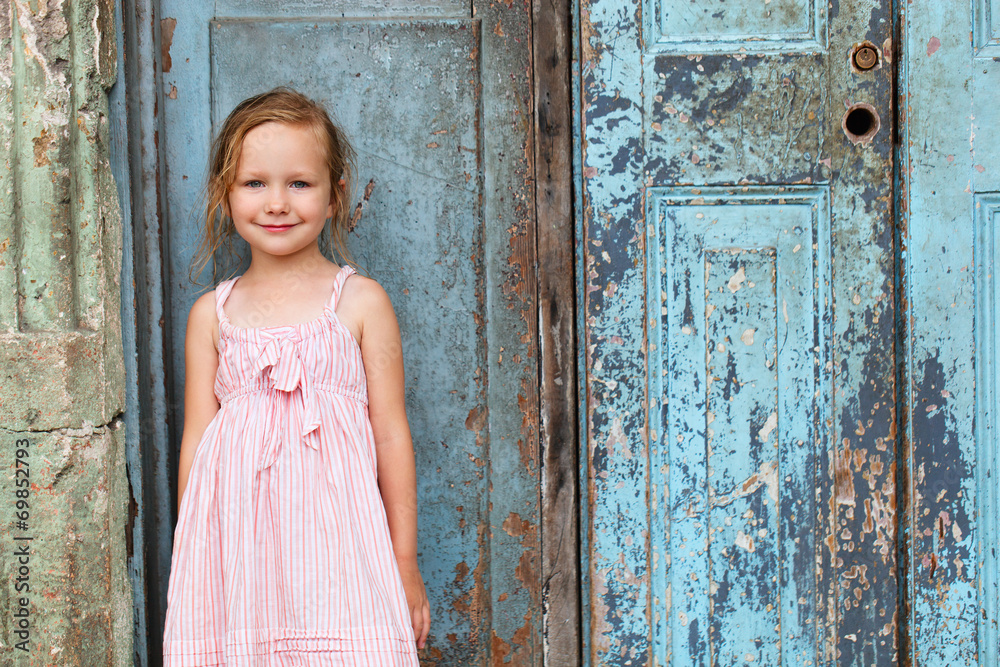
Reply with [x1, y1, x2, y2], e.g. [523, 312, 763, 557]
[842, 103, 880, 145]
[853, 46, 878, 70]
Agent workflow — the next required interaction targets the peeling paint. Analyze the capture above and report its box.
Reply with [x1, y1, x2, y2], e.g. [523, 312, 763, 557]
[158, 17, 175, 74]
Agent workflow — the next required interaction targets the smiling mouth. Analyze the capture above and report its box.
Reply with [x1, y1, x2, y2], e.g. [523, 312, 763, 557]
[259, 223, 296, 232]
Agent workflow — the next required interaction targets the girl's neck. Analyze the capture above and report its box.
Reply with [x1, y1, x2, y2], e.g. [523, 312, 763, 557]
[242, 244, 336, 286]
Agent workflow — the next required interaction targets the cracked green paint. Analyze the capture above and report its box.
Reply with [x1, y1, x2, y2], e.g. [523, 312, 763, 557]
[0, 0, 130, 664]
[0, 0, 124, 431]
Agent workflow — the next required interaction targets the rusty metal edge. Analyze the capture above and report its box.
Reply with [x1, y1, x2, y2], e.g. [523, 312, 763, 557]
[533, 0, 581, 663]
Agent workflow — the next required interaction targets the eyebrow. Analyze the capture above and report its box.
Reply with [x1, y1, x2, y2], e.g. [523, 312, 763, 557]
[234, 170, 322, 180]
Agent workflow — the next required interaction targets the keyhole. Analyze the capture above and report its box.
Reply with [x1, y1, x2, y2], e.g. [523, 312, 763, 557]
[852, 45, 879, 71]
[842, 103, 880, 145]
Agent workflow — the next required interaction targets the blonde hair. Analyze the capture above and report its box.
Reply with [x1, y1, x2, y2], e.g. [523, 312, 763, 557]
[189, 86, 358, 284]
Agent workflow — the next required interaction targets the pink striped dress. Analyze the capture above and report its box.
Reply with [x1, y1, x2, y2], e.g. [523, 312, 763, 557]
[163, 265, 419, 666]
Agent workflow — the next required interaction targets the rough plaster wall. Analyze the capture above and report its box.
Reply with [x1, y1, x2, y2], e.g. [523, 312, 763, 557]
[0, 0, 131, 664]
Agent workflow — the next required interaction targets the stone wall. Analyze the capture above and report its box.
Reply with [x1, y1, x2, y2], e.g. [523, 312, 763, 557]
[1, 0, 132, 663]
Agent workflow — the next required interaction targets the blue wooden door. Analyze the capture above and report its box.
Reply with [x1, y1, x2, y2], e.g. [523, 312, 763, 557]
[577, 0, 900, 664]
[154, 2, 539, 664]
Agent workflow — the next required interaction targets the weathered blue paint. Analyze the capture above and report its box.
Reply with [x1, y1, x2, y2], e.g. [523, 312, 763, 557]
[107, 0, 149, 661]
[900, 0, 988, 664]
[975, 194, 1000, 665]
[647, 187, 831, 665]
[578, 1, 649, 663]
[117, 0, 176, 659]
[643, 0, 828, 54]
[579, 0, 899, 663]
[158, 3, 538, 664]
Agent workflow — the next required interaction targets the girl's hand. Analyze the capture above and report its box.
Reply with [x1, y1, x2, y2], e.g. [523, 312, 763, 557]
[399, 563, 430, 649]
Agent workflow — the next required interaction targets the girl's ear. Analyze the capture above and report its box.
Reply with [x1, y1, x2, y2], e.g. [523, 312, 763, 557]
[328, 179, 345, 212]
[326, 190, 337, 221]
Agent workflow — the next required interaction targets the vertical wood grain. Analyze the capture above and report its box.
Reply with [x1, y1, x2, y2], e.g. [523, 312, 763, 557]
[534, 0, 581, 663]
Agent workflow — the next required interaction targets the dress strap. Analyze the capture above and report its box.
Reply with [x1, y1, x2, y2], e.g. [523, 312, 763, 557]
[327, 265, 356, 312]
[214, 276, 240, 323]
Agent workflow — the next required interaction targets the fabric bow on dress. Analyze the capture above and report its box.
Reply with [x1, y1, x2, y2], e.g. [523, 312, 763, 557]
[253, 335, 323, 472]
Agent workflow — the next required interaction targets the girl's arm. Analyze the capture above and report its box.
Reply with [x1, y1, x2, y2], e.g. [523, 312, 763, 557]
[354, 277, 430, 649]
[177, 292, 221, 514]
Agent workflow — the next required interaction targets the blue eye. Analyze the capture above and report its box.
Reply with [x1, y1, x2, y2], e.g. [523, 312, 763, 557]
[246, 180, 263, 188]
[291, 181, 309, 189]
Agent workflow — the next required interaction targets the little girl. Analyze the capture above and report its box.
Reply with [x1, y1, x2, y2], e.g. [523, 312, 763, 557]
[162, 87, 429, 666]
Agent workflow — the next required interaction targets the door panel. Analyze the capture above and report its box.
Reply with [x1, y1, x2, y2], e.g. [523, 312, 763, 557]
[643, 0, 826, 53]
[647, 187, 831, 664]
[213, 0, 468, 18]
[578, 0, 896, 664]
[903, 0, 997, 663]
[974, 194, 999, 665]
[157, 2, 537, 664]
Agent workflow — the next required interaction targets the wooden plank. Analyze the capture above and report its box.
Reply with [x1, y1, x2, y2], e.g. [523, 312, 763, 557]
[121, 1, 176, 663]
[533, 0, 581, 662]
[472, 0, 541, 662]
[900, 0, 1000, 667]
[108, 0, 150, 662]
[577, 1, 650, 663]
[822, 2, 898, 662]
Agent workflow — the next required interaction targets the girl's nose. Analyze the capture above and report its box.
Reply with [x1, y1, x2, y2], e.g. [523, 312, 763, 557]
[265, 191, 289, 214]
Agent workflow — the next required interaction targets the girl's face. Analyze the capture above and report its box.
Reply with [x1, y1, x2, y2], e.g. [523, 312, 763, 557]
[228, 121, 334, 261]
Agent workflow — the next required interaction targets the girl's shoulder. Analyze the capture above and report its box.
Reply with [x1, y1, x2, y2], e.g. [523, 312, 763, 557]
[341, 267, 378, 292]
[189, 274, 240, 319]
[190, 289, 221, 316]
[340, 270, 393, 312]
[336, 270, 399, 345]
[187, 288, 222, 333]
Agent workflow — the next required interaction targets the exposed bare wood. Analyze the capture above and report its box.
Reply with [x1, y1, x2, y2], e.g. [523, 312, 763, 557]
[533, 0, 580, 663]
